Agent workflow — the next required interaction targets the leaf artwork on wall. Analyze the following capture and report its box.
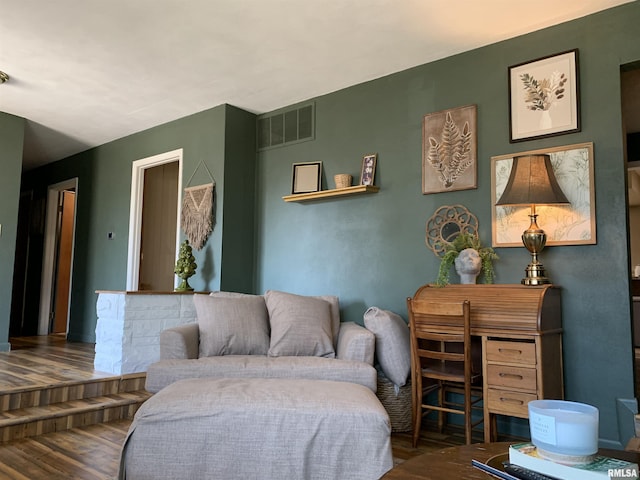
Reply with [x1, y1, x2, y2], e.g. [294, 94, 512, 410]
[427, 112, 472, 188]
[422, 104, 477, 194]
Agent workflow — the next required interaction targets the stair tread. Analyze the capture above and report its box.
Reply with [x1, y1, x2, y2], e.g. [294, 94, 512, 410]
[0, 372, 146, 395]
[0, 390, 151, 426]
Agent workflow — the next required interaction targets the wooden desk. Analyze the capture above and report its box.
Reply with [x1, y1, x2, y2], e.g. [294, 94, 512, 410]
[410, 284, 563, 442]
[382, 442, 639, 479]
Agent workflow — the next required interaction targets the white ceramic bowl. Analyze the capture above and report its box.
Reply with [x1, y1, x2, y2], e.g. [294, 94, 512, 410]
[528, 400, 599, 456]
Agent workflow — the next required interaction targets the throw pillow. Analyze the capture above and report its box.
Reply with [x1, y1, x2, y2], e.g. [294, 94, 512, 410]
[264, 290, 335, 358]
[363, 307, 410, 387]
[311, 294, 340, 348]
[194, 293, 270, 357]
[209, 291, 264, 299]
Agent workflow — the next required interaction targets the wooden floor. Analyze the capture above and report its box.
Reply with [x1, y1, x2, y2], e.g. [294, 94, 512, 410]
[0, 336, 472, 479]
[0, 335, 116, 390]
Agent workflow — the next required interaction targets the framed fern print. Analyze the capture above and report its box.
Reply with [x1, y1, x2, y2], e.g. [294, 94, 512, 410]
[509, 49, 580, 142]
[422, 104, 477, 194]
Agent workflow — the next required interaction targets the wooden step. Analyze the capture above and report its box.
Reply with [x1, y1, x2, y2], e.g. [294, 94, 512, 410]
[0, 373, 146, 412]
[0, 372, 151, 442]
[0, 389, 151, 442]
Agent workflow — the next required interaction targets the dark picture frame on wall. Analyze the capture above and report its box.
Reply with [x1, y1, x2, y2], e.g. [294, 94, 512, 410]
[291, 161, 322, 194]
[509, 49, 580, 142]
[360, 154, 377, 186]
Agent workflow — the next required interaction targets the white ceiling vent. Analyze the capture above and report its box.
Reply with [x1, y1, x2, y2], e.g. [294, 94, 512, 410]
[258, 104, 314, 150]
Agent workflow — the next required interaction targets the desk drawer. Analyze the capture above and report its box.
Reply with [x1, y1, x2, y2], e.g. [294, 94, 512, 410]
[486, 364, 537, 391]
[487, 388, 536, 417]
[486, 340, 536, 365]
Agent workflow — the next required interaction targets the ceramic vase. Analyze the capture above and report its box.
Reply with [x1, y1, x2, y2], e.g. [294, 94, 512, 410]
[454, 248, 482, 284]
[539, 110, 552, 130]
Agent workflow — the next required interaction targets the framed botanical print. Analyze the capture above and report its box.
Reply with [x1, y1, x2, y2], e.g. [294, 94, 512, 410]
[422, 104, 477, 194]
[509, 49, 580, 142]
[491, 142, 595, 247]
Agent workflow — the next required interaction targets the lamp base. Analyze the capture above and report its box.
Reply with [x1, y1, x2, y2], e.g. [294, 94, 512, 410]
[522, 262, 551, 286]
[521, 212, 553, 286]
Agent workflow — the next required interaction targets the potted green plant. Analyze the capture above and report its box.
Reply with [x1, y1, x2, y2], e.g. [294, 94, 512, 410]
[435, 233, 498, 286]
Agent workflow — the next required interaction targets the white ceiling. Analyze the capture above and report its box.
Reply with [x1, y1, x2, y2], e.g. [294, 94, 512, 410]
[0, 0, 634, 171]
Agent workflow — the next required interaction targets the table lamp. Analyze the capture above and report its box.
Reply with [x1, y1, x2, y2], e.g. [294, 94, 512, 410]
[496, 154, 569, 285]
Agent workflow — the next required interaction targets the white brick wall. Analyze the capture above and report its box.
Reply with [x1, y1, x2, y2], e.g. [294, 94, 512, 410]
[95, 292, 198, 374]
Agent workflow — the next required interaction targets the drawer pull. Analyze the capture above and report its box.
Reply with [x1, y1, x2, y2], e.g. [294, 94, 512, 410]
[498, 348, 522, 355]
[499, 373, 524, 380]
[499, 397, 525, 405]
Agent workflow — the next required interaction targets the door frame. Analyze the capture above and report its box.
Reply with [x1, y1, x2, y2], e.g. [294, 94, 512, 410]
[38, 178, 78, 336]
[126, 149, 183, 290]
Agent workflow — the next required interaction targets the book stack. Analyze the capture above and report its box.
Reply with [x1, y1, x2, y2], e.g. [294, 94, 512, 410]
[508, 442, 640, 480]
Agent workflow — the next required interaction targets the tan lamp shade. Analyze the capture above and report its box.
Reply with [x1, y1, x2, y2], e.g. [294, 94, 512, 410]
[495, 154, 569, 285]
[496, 154, 569, 206]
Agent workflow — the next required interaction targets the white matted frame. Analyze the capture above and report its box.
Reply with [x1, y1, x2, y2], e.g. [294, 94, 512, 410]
[491, 142, 596, 247]
[509, 49, 580, 142]
[291, 161, 322, 194]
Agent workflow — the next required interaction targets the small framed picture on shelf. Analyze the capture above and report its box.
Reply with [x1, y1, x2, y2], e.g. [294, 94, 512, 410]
[360, 154, 377, 186]
[291, 161, 322, 194]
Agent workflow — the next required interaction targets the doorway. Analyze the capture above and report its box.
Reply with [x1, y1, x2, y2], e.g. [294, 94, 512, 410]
[10, 190, 37, 336]
[622, 65, 640, 398]
[138, 162, 179, 290]
[38, 179, 78, 336]
[51, 190, 75, 333]
[126, 149, 183, 291]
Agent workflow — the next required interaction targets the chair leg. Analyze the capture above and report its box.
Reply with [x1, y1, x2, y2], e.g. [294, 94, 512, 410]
[464, 383, 472, 444]
[437, 382, 445, 433]
[412, 375, 423, 448]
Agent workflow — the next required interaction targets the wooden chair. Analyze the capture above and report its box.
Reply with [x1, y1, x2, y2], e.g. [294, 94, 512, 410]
[407, 298, 483, 447]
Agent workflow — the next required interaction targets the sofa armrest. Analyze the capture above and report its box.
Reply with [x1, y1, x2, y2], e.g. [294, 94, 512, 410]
[160, 323, 199, 360]
[336, 322, 375, 365]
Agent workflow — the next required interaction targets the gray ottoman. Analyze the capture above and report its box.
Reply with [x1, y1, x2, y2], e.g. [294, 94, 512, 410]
[119, 377, 393, 480]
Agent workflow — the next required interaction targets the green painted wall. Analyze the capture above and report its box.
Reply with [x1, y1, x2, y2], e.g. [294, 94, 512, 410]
[256, 3, 640, 446]
[20, 104, 256, 343]
[220, 105, 258, 293]
[4, 1, 640, 448]
[0, 113, 24, 351]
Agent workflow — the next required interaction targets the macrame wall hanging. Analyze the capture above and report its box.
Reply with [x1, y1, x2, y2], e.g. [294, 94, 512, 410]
[181, 160, 216, 250]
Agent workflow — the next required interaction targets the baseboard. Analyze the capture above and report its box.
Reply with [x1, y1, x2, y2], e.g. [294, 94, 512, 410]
[66, 332, 96, 343]
[611, 397, 639, 450]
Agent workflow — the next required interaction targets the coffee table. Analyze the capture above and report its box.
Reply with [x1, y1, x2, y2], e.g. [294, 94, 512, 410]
[382, 442, 640, 479]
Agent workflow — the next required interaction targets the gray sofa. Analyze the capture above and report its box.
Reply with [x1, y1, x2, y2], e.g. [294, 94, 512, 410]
[145, 290, 377, 393]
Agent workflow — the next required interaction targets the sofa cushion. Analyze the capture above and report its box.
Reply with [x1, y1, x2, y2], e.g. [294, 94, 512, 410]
[363, 307, 410, 387]
[265, 290, 335, 358]
[194, 294, 270, 357]
[314, 294, 341, 348]
[145, 355, 378, 393]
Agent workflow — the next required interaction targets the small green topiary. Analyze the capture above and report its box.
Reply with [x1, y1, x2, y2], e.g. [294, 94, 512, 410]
[174, 240, 197, 291]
